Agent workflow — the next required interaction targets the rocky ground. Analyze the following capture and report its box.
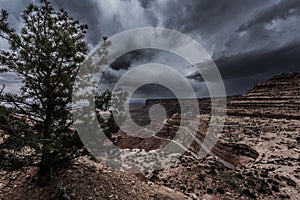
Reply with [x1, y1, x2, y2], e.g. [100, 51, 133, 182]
[0, 157, 188, 200]
[0, 72, 299, 199]
[147, 114, 299, 199]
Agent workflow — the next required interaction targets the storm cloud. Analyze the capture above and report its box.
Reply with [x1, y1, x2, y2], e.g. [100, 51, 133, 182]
[0, 0, 299, 97]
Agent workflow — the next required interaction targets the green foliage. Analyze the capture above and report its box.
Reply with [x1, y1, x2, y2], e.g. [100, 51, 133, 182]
[198, 172, 205, 181]
[179, 185, 186, 191]
[51, 181, 75, 200]
[95, 89, 128, 139]
[0, 105, 34, 170]
[0, 0, 88, 182]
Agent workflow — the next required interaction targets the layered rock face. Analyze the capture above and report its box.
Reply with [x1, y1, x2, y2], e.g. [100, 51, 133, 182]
[227, 72, 300, 119]
[144, 72, 300, 119]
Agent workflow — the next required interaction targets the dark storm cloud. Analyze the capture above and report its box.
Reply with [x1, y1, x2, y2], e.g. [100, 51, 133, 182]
[187, 42, 300, 94]
[109, 49, 157, 70]
[138, 0, 156, 8]
[98, 49, 192, 95]
[131, 84, 177, 99]
[188, 42, 300, 81]
[1, 0, 299, 97]
[101, 0, 299, 96]
[153, 0, 275, 55]
[238, 0, 300, 31]
[223, 0, 300, 56]
[50, 0, 103, 46]
[158, 0, 261, 33]
[181, 0, 300, 94]
[216, 43, 300, 80]
[225, 1, 300, 92]
[51, 0, 159, 48]
[0, 0, 102, 48]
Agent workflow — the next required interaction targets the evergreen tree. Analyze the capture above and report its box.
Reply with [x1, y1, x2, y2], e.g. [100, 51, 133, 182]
[0, 0, 88, 185]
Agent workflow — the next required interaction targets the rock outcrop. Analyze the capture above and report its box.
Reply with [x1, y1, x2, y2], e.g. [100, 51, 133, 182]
[227, 72, 300, 119]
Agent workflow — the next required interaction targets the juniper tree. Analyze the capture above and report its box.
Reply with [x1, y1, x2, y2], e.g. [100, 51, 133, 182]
[0, 0, 88, 185]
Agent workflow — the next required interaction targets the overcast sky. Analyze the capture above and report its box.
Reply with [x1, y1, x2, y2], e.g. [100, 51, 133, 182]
[0, 0, 299, 98]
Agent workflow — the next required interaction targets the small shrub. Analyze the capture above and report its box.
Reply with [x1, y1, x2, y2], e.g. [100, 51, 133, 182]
[216, 187, 225, 194]
[271, 185, 279, 192]
[51, 181, 75, 200]
[149, 174, 159, 182]
[206, 188, 213, 194]
[179, 185, 186, 191]
[198, 172, 205, 181]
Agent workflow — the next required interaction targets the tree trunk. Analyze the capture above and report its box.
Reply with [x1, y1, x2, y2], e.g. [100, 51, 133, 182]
[38, 106, 54, 186]
[38, 143, 52, 186]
